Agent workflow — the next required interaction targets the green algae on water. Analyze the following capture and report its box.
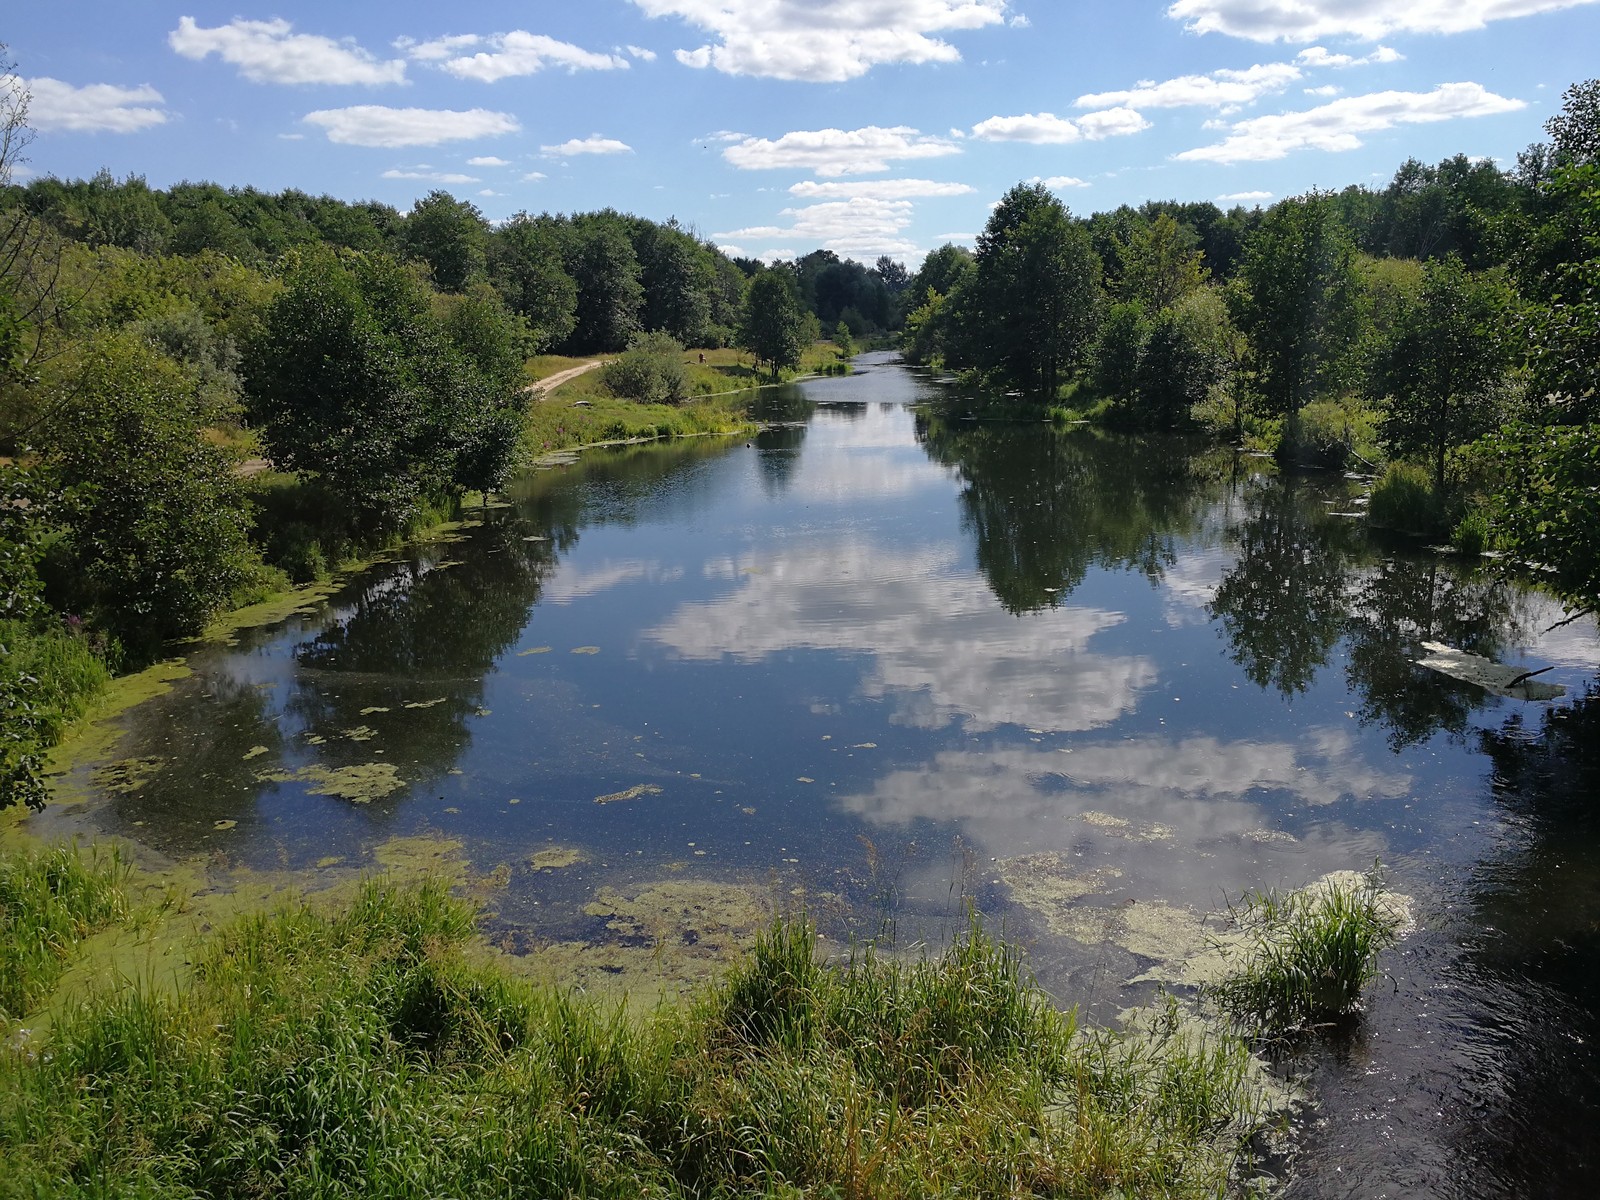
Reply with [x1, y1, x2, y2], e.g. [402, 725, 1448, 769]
[594, 783, 663, 805]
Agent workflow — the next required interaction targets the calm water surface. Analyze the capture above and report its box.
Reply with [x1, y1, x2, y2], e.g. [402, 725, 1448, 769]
[35, 352, 1600, 1197]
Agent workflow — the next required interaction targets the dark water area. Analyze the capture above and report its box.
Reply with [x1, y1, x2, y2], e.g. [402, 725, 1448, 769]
[32, 351, 1600, 1197]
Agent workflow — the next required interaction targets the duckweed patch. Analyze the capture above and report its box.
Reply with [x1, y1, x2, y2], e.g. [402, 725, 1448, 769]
[89, 756, 165, 795]
[594, 783, 663, 805]
[260, 762, 405, 803]
[529, 847, 588, 870]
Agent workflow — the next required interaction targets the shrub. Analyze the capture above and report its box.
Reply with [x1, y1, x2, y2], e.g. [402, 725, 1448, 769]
[1451, 509, 1491, 556]
[1284, 396, 1382, 471]
[1206, 872, 1401, 1035]
[1367, 460, 1449, 539]
[601, 331, 688, 403]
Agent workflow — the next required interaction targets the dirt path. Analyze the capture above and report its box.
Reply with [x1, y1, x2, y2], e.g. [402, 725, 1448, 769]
[527, 359, 606, 399]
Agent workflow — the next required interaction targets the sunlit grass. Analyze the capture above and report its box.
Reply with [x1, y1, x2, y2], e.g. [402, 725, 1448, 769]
[1206, 871, 1401, 1036]
[1, 849, 1277, 1199]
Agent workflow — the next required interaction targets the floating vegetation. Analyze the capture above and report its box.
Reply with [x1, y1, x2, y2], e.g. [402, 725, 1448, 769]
[359, 706, 391, 715]
[998, 852, 1121, 918]
[797, 776, 815, 784]
[593, 783, 663, 805]
[1078, 811, 1176, 841]
[212, 820, 237, 831]
[851, 742, 877, 749]
[528, 847, 587, 870]
[259, 763, 405, 804]
[516, 646, 552, 656]
[343, 726, 378, 742]
[403, 698, 446, 709]
[241, 746, 269, 761]
[570, 646, 601, 655]
[1205, 869, 1407, 1036]
[90, 757, 164, 795]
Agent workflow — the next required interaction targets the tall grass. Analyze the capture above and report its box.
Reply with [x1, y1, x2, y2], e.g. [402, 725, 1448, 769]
[1, 868, 1274, 1199]
[0, 842, 129, 1018]
[1206, 872, 1400, 1036]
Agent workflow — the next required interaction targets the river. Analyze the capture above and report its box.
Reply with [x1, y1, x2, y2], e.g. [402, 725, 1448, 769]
[30, 351, 1600, 1197]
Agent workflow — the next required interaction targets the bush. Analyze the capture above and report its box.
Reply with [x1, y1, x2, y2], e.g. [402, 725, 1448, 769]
[1367, 460, 1449, 539]
[601, 331, 688, 403]
[1284, 396, 1382, 471]
[37, 333, 262, 661]
[1451, 509, 1490, 556]
[1206, 872, 1401, 1036]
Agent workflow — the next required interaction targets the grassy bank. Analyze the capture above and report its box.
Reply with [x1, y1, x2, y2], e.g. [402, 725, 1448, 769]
[1, 844, 1278, 1199]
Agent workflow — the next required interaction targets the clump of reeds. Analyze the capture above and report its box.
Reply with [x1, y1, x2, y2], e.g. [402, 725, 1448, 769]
[0, 842, 129, 1018]
[1, 853, 1276, 1199]
[1206, 871, 1401, 1036]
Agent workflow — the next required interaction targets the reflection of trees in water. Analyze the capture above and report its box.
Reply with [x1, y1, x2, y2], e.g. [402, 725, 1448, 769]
[1342, 556, 1528, 749]
[1435, 689, 1600, 1195]
[286, 516, 561, 796]
[917, 415, 1226, 614]
[514, 434, 745, 533]
[1209, 476, 1357, 697]
[754, 423, 807, 498]
[97, 669, 288, 856]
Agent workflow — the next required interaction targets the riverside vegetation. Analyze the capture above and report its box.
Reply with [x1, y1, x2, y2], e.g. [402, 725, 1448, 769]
[0, 839, 1415, 1199]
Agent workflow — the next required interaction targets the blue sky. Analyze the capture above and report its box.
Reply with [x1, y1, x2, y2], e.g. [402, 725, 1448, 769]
[6, 2, 1598, 266]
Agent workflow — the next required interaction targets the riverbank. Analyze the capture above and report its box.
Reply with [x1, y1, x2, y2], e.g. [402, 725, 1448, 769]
[0, 840, 1281, 1199]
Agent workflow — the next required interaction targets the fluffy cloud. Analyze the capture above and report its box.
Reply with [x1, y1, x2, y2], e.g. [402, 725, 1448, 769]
[625, 44, 658, 61]
[381, 168, 480, 183]
[1076, 62, 1301, 110]
[788, 178, 975, 200]
[466, 155, 509, 166]
[630, 0, 1012, 81]
[169, 17, 405, 86]
[303, 105, 520, 147]
[1166, 0, 1598, 42]
[1177, 82, 1524, 164]
[971, 107, 1149, 143]
[1218, 189, 1274, 201]
[401, 31, 628, 81]
[24, 78, 168, 133]
[716, 197, 921, 256]
[1296, 44, 1403, 68]
[724, 126, 960, 176]
[1034, 175, 1090, 189]
[541, 135, 633, 156]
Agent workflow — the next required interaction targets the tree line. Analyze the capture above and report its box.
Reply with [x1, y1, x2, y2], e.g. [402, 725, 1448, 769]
[901, 78, 1600, 630]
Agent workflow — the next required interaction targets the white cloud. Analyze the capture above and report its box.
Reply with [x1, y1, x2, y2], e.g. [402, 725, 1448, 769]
[626, 44, 659, 61]
[1303, 85, 1341, 97]
[788, 178, 975, 200]
[714, 196, 926, 258]
[1033, 175, 1090, 189]
[277, 132, 305, 141]
[467, 155, 509, 166]
[478, 189, 504, 196]
[1076, 62, 1301, 110]
[724, 126, 960, 176]
[170, 17, 405, 86]
[1296, 44, 1404, 68]
[1218, 189, 1273, 201]
[630, 0, 1012, 82]
[971, 107, 1149, 143]
[382, 168, 480, 183]
[304, 105, 520, 147]
[1177, 82, 1525, 164]
[541, 134, 633, 156]
[522, 171, 548, 182]
[23, 78, 168, 133]
[403, 31, 628, 81]
[1166, 0, 1598, 42]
